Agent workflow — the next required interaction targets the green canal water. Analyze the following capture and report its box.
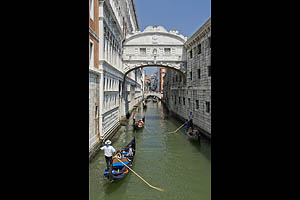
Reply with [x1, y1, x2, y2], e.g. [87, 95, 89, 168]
[89, 101, 211, 200]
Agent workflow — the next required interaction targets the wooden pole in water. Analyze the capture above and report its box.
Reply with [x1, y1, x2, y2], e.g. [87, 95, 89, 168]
[168, 122, 187, 134]
[114, 156, 164, 192]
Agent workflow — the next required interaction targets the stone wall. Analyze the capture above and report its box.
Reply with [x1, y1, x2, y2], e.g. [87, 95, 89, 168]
[89, 72, 100, 151]
[163, 18, 211, 136]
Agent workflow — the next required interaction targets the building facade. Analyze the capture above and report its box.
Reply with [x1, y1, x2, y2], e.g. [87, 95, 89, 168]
[89, 0, 144, 155]
[89, 0, 100, 151]
[145, 76, 152, 92]
[159, 68, 166, 93]
[99, 0, 142, 140]
[163, 18, 211, 137]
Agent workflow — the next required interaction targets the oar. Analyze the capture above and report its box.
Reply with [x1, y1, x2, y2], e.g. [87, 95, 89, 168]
[113, 156, 164, 192]
[168, 122, 187, 134]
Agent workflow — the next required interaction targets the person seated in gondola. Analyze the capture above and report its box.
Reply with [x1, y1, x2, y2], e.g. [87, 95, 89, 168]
[193, 129, 199, 136]
[188, 127, 194, 136]
[127, 145, 134, 157]
[138, 119, 144, 127]
[124, 145, 134, 161]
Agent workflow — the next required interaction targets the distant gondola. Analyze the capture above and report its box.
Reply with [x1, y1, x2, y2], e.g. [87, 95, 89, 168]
[186, 128, 200, 141]
[133, 119, 144, 130]
[104, 137, 136, 181]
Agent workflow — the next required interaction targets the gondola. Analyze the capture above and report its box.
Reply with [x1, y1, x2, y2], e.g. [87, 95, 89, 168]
[104, 137, 136, 181]
[133, 120, 144, 130]
[186, 128, 200, 141]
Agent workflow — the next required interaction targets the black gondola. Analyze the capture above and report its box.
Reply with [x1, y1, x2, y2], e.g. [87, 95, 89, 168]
[186, 128, 200, 141]
[133, 119, 144, 130]
[104, 137, 136, 181]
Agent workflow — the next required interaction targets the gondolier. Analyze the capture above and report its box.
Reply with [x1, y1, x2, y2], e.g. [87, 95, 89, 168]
[104, 137, 136, 181]
[100, 140, 116, 170]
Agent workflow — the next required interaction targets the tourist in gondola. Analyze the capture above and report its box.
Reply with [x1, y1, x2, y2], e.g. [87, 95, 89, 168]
[139, 119, 144, 125]
[128, 145, 134, 156]
[100, 140, 116, 170]
[125, 145, 134, 162]
[138, 119, 144, 127]
[188, 127, 193, 136]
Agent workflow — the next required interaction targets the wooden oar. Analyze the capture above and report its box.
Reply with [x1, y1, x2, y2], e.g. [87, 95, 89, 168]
[168, 122, 187, 134]
[114, 155, 164, 192]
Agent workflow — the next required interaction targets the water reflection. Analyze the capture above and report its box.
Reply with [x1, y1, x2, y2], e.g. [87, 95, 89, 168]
[89, 101, 211, 200]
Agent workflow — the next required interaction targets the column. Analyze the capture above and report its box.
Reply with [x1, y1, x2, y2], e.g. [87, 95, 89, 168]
[98, 0, 105, 138]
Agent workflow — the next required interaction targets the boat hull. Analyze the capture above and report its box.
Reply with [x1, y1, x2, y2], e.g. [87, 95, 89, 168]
[104, 138, 136, 182]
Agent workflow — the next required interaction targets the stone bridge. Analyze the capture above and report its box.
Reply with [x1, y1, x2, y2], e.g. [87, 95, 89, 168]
[120, 26, 187, 116]
[144, 91, 163, 99]
[122, 25, 187, 82]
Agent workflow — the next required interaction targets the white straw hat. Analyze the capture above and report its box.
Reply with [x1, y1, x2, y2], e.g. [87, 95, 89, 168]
[105, 140, 111, 145]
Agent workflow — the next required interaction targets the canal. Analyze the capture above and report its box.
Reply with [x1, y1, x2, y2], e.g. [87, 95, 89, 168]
[89, 100, 211, 200]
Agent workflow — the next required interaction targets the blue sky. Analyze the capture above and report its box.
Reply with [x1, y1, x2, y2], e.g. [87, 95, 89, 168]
[134, 0, 211, 75]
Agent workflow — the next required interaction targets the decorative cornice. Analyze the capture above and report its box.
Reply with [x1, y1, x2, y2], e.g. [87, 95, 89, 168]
[185, 18, 211, 48]
[89, 67, 102, 75]
[125, 27, 187, 43]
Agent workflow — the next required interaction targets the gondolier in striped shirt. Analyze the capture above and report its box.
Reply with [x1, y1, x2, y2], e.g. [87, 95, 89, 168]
[100, 140, 116, 170]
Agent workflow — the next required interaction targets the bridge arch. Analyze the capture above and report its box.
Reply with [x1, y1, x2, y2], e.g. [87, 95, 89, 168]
[144, 91, 163, 100]
[123, 64, 187, 84]
[120, 26, 187, 116]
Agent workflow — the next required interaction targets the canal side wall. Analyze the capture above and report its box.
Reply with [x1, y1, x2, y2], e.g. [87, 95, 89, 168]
[89, 99, 144, 162]
[89, 120, 121, 162]
[161, 99, 211, 140]
[162, 18, 211, 139]
[172, 110, 211, 140]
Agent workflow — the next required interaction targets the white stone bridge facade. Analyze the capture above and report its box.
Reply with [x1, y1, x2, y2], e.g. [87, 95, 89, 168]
[122, 26, 188, 80]
[144, 91, 163, 99]
[118, 26, 188, 117]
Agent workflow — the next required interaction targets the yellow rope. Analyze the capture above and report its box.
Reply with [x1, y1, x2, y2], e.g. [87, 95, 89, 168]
[114, 155, 164, 192]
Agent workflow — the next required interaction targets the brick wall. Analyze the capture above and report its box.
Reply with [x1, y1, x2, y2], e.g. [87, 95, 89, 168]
[89, 0, 99, 69]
